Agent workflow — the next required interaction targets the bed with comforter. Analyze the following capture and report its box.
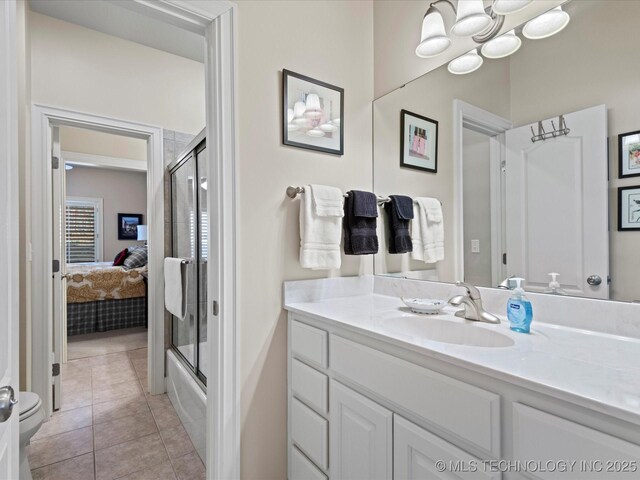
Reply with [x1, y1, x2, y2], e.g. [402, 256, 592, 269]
[66, 262, 147, 336]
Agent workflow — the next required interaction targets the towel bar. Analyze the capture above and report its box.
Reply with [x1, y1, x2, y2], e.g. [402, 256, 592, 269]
[286, 186, 441, 206]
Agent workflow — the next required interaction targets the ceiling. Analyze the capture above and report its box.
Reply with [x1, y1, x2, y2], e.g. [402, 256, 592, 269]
[29, 0, 204, 63]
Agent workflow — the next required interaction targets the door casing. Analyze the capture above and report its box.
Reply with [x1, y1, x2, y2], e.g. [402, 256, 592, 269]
[26, 2, 240, 479]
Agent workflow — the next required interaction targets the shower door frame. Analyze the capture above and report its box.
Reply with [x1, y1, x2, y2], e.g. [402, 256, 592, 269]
[169, 132, 209, 387]
[23, 2, 240, 480]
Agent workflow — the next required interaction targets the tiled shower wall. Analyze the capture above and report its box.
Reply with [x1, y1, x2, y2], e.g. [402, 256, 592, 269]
[163, 129, 197, 351]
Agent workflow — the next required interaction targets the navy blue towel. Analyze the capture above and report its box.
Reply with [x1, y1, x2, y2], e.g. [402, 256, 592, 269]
[343, 190, 379, 255]
[384, 195, 414, 254]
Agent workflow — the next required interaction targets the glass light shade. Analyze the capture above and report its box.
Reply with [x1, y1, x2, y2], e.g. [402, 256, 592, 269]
[448, 48, 484, 75]
[136, 225, 148, 241]
[293, 101, 306, 118]
[305, 93, 321, 111]
[415, 9, 451, 58]
[451, 0, 492, 37]
[491, 0, 532, 15]
[480, 29, 521, 58]
[522, 6, 570, 40]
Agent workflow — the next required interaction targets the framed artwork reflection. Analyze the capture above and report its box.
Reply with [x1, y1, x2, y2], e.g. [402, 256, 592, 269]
[400, 109, 438, 173]
[282, 69, 344, 156]
[618, 186, 640, 231]
[618, 130, 640, 178]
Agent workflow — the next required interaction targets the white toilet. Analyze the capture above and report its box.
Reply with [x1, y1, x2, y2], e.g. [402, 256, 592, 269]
[19, 392, 45, 480]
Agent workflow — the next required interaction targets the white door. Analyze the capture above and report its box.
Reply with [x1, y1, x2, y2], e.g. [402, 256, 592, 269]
[394, 415, 499, 480]
[0, 0, 20, 476]
[51, 126, 65, 410]
[330, 380, 393, 480]
[505, 105, 609, 298]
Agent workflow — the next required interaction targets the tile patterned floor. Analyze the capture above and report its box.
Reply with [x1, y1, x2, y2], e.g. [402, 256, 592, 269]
[67, 327, 148, 360]
[28, 346, 206, 480]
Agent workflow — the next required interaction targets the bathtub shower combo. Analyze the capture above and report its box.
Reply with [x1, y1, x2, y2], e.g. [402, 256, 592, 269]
[166, 130, 208, 463]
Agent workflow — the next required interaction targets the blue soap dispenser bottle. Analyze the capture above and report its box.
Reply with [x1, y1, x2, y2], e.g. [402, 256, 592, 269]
[507, 278, 533, 333]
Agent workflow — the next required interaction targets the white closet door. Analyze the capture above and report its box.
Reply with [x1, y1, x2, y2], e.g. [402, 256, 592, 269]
[505, 105, 609, 298]
[330, 380, 392, 480]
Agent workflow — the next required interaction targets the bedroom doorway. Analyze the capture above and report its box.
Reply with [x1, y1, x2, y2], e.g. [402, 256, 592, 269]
[58, 126, 150, 366]
[32, 105, 166, 415]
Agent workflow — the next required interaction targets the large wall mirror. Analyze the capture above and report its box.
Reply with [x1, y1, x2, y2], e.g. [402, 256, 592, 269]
[373, 0, 640, 303]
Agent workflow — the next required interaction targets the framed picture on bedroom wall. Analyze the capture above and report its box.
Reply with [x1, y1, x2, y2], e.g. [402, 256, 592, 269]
[400, 109, 438, 173]
[118, 213, 143, 240]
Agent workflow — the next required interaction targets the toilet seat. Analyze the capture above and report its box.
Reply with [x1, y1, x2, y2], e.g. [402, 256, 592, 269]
[19, 392, 42, 421]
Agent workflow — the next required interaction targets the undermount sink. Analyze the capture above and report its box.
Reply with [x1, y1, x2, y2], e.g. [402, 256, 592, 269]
[389, 315, 515, 348]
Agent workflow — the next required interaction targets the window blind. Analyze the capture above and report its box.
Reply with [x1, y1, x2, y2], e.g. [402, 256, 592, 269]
[66, 201, 98, 263]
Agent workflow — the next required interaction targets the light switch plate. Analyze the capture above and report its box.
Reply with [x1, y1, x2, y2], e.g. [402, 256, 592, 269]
[471, 239, 480, 253]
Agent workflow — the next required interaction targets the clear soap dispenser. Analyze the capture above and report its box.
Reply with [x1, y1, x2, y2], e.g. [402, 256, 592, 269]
[507, 278, 533, 333]
[544, 272, 567, 295]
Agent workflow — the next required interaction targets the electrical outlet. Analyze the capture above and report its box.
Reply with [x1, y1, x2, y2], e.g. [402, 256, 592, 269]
[471, 239, 480, 253]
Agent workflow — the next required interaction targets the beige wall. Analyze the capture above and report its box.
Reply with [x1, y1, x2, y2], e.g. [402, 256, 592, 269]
[65, 166, 147, 261]
[508, 0, 640, 302]
[61, 126, 147, 161]
[373, 57, 511, 282]
[235, 1, 374, 477]
[29, 11, 205, 134]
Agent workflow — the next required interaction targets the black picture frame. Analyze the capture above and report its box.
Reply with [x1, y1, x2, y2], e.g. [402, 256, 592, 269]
[400, 109, 438, 173]
[617, 186, 640, 231]
[618, 130, 640, 178]
[118, 213, 143, 240]
[282, 69, 344, 156]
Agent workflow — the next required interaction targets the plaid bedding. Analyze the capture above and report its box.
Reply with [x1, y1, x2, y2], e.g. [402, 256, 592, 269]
[67, 297, 146, 336]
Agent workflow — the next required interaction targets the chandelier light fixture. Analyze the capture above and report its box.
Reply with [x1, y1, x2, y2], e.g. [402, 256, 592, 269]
[416, 1, 571, 75]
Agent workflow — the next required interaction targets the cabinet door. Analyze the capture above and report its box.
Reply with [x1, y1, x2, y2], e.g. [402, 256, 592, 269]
[330, 380, 393, 480]
[394, 415, 500, 480]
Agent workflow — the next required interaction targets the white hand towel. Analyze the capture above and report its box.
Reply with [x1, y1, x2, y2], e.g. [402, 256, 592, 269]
[300, 184, 343, 270]
[411, 197, 444, 263]
[309, 184, 344, 217]
[164, 257, 188, 319]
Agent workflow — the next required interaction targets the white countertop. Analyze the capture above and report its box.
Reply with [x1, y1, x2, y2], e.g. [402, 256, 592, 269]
[285, 293, 640, 425]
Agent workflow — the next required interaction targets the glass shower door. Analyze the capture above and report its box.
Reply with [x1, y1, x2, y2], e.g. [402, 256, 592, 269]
[171, 153, 198, 370]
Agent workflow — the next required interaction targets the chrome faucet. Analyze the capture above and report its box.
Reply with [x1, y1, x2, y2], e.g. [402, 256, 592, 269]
[449, 281, 500, 324]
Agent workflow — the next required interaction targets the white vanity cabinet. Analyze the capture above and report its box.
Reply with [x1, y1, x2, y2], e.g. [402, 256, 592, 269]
[394, 415, 499, 480]
[287, 313, 640, 480]
[330, 380, 393, 480]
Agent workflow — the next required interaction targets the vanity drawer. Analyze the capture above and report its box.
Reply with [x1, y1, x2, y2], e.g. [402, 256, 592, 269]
[291, 446, 327, 480]
[395, 415, 500, 480]
[291, 320, 328, 369]
[291, 398, 328, 471]
[513, 403, 640, 479]
[292, 359, 328, 414]
[330, 335, 501, 456]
